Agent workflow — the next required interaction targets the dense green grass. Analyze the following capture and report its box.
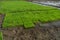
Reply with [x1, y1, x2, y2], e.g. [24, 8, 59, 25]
[0, 1, 60, 28]
[0, 32, 3, 40]
[0, 0, 27, 1]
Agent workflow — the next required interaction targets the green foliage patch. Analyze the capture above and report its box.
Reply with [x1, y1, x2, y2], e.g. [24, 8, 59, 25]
[0, 1, 60, 28]
[0, 32, 3, 40]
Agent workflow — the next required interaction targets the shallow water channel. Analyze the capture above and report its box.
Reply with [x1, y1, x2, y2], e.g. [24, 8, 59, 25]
[32, 1, 60, 8]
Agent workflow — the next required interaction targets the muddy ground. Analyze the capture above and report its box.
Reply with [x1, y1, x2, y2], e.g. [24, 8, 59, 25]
[0, 14, 5, 29]
[0, 14, 60, 40]
[2, 25, 60, 40]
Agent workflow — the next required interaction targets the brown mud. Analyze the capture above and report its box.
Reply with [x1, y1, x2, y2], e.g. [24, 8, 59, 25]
[0, 14, 5, 30]
[3, 25, 60, 40]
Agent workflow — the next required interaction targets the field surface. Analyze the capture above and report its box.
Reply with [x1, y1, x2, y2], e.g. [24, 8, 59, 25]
[0, 32, 3, 40]
[0, 1, 60, 28]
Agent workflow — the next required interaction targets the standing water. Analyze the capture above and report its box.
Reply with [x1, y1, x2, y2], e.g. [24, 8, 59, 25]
[32, 1, 60, 8]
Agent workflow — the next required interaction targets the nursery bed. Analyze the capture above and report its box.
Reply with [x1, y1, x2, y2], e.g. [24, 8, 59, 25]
[0, 1, 60, 28]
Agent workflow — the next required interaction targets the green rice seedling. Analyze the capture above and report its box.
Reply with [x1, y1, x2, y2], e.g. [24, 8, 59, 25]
[0, 32, 3, 40]
[0, 1, 60, 28]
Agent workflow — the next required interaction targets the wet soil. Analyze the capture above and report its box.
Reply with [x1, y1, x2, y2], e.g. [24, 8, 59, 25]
[3, 25, 60, 40]
[0, 14, 5, 29]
